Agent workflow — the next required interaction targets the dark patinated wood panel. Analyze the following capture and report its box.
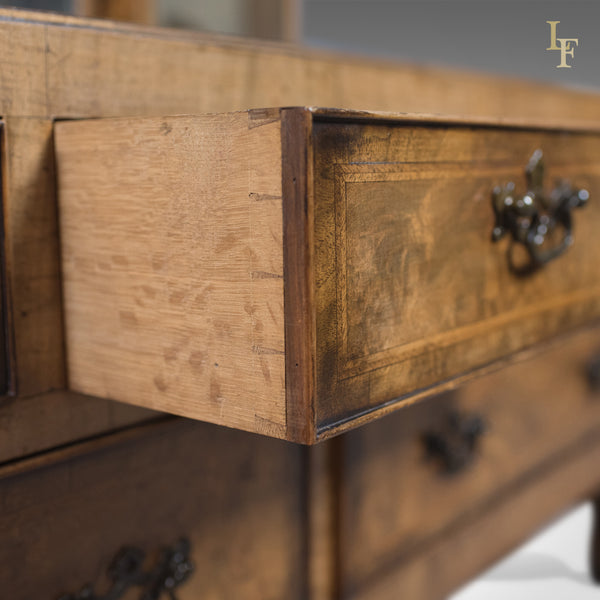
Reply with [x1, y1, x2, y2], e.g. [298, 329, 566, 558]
[348, 429, 600, 600]
[337, 326, 600, 597]
[0, 418, 307, 600]
[313, 116, 600, 432]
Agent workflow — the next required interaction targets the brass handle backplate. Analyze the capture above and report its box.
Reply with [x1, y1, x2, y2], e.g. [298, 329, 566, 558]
[491, 149, 589, 275]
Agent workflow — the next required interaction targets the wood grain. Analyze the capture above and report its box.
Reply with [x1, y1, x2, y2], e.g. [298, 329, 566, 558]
[313, 115, 600, 431]
[2, 117, 65, 396]
[3, 329, 600, 599]
[1, 8, 600, 450]
[57, 108, 600, 442]
[56, 112, 287, 438]
[0, 390, 158, 464]
[306, 441, 340, 600]
[338, 326, 600, 597]
[0, 418, 306, 600]
[0, 117, 157, 461]
[282, 108, 316, 442]
[349, 427, 600, 600]
[0, 121, 11, 395]
[5, 11, 600, 598]
[0, 8, 600, 124]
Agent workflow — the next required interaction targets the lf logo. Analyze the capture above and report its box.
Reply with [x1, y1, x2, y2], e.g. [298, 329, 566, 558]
[546, 21, 578, 68]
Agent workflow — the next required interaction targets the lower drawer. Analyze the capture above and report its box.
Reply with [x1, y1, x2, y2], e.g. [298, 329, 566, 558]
[0, 420, 306, 600]
[338, 325, 600, 597]
[4, 329, 600, 599]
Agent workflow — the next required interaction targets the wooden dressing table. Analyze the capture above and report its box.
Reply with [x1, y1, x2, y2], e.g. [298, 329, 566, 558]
[1, 9, 600, 599]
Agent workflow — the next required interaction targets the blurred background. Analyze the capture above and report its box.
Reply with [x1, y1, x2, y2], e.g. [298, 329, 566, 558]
[3, 0, 600, 89]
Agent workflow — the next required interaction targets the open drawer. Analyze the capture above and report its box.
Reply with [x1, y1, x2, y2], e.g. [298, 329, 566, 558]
[54, 108, 600, 443]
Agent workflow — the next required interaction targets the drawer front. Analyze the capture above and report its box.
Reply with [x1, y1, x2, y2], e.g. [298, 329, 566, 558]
[338, 326, 600, 596]
[0, 420, 306, 600]
[313, 114, 600, 432]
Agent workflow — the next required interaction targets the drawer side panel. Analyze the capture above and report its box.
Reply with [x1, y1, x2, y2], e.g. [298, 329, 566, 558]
[56, 112, 287, 438]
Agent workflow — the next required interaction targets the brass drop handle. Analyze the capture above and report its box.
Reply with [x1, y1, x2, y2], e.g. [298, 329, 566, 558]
[491, 149, 589, 275]
[423, 411, 486, 475]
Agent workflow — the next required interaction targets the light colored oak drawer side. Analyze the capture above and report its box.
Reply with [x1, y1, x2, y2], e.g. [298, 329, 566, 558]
[56, 111, 288, 440]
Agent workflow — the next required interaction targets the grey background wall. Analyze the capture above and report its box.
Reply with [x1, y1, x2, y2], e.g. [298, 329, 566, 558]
[303, 1, 600, 89]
